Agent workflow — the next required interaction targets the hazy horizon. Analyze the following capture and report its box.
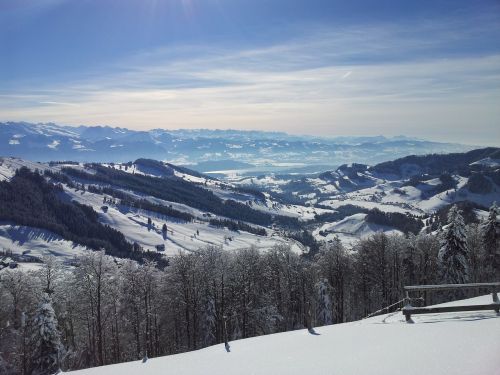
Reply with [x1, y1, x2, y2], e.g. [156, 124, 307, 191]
[3, 120, 500, 148]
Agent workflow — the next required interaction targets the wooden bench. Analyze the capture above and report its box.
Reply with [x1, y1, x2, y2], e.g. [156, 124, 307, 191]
[402, 282, 500, 322]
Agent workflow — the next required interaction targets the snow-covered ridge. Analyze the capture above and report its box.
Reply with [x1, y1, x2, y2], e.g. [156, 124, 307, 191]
[69, 294, 500, 375]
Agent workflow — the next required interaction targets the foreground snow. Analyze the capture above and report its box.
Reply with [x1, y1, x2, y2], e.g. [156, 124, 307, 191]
[69, 295, 500, 375]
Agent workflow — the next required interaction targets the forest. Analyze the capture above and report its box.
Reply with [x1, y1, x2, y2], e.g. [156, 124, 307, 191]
[0, 202, 498, 374]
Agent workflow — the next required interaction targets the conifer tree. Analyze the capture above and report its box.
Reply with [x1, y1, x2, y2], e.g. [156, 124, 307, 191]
[438, 205, 469, 284]
[32, 293, 61, 375]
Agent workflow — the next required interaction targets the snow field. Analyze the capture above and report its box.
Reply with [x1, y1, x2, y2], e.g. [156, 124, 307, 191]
[69, 294, 500, 375]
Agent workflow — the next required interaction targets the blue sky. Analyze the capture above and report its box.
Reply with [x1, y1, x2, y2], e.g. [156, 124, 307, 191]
[1, 0, 499, 144]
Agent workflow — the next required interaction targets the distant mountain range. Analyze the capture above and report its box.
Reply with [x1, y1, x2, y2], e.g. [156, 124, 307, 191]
[0, 122, 476, 174]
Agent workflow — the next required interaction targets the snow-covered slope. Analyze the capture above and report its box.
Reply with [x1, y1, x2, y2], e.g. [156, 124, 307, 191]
[0, 223, 90, 272]
[69, 294, 500, 375]
[313, 213, 402, 245]
[0, 157, 53, 181]
[64, 187, 302, 256]
[471, 157, 500, 168]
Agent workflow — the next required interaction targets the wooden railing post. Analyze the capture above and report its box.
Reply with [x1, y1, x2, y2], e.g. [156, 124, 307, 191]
[404, 291, 411, 307]
[403, 291, 413, 322]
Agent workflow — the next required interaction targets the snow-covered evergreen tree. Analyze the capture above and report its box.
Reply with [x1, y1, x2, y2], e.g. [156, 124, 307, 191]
[316, 280, 332, 326]
[32, 293, 61, 375]
[438, 205, 469, 284]
[482, 202, 500, 279]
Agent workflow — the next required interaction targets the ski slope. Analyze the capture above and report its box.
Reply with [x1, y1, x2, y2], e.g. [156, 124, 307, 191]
[68, 295, 500, 375]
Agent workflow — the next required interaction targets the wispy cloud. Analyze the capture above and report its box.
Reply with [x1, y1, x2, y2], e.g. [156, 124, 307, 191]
[341, 71, 352, 79]
[1, 16, 500, 144]
[39, 101, 80, 107]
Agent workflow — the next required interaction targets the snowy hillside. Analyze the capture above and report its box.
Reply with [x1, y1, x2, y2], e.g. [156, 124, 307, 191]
[0, 223, 89, 272]
[313, 213, 402, 245]
[64, 186, 303, 256]
[69, 294, 500, 375]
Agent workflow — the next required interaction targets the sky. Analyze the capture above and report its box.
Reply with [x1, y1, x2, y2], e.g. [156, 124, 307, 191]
[1, 0, 499, 145]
